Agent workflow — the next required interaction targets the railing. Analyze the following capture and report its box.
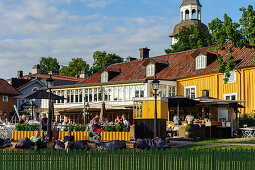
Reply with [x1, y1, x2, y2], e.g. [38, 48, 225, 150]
[0, 149, 255, 170]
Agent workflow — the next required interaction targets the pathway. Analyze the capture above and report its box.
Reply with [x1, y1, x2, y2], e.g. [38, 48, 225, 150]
[170, 140, 255, 146]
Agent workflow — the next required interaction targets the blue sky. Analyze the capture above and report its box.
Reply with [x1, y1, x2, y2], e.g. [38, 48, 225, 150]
[0, 0, 254, 79]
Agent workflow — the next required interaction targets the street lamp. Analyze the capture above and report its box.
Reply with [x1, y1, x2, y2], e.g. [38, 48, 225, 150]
[83, 98, 90, 124]
[46, 73, 54, 141]
[151, 78, 159, 138]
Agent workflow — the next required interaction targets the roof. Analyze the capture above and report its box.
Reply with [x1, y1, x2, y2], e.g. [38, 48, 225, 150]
[170, 20, 208, 37]
[0, 79, 20, 95]
[21, 74, 84, 82]
[79, 44, 255, 85]
[181, 0, 202, 7]
[16, 79, 45, 91]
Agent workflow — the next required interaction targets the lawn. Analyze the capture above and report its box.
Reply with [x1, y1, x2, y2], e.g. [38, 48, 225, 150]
[182, 144, 255, 150]
[198, 138, 255, 144]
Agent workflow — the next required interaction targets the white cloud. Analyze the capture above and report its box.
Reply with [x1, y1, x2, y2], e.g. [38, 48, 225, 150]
[0, 0, 177, 79]
[80, 0, 117, 8]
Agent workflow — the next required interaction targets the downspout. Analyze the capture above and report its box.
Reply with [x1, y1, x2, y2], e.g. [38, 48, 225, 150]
[236, 67, 242, 137]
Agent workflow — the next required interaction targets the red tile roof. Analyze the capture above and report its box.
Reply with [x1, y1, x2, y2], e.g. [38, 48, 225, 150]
[21, 74, 84, 82]
[0, 79, 20, 95]
[79, 45, 255, 85]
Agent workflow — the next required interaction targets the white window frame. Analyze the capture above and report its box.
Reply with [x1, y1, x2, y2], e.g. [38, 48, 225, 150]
[146, 64, 155, 77]
[101, 72, 108, 83]
[223, 92, 238, 101]
[224, 70, 236, 83]
[196, 55, 206, 69]
[184, 85, 197, 99]
[3, 96, 8, 102]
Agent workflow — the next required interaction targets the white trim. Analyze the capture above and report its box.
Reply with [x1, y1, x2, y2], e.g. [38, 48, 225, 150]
[184, 85, 197, 99]
[146, 64, 155, 77]
[223, 92, 238, 100]
[101, 72, 108, 83]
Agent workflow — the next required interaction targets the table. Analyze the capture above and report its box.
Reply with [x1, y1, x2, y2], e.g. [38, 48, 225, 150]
[239, 127, 255, 138]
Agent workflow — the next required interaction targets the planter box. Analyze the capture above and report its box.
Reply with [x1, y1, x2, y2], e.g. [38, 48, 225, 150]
[58, 131, 89, 141]
[100, 132, 130, 141]
[12, 131, 43, 141]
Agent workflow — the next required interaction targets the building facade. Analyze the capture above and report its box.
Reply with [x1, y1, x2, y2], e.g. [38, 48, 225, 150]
[0, 79, 20, 120]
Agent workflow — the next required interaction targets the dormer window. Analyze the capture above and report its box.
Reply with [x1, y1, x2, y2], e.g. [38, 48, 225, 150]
[146, 64, 155, 77]
[101, 72, 108, 82]
[196, 55, 206, 69]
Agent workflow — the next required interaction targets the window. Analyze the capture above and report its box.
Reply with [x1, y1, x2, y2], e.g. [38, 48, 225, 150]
[224, 93, 237, 100]
[135, 85, 145, 98]
[224, 70, 236, 83]
[101, 72, 108, 82]
[184, 86, 196, 99]
[84, 89, 88, 102]
[146, 64, 155, 77]
[196, 55, 206, 69]
[3, 96, 8, 102]
[168, 86, 176, 97]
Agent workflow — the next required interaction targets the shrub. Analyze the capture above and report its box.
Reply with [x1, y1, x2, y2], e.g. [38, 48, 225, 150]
[185, 126, 193, 132]
[69, 124, 75, 131]
[239, 114, 255, 127]
[63, 125, 69, 132]
[15, 123, 40, 131]
[122, 124, 128, 132]
[74, 124, 80, 131]
[115, 124, 122, 132]
[104, 125, 111, 132]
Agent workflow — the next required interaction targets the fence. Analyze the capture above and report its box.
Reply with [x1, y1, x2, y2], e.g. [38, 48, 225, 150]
[0, 149, 255, 170]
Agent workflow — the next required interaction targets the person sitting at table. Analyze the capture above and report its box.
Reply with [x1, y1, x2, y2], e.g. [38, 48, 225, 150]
[61, 131, 74, 150]
[92, 114, 102, 132]
[20, 114, 28, 124]
[185, 112, 194, 125]
[30, 130, 44, 150]
[62, 117, 69, 125]
[114, 115, 122, 125]
[121, 115, 130, 131]
[173, 114, 180, 125]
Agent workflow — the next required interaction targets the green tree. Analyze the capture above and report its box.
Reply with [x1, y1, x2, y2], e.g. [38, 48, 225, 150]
[39, 57, 60, 74]
[90, 51, 123, 74]
[208, 5, 255, 83]
[60, 58, 90, 77]
[165, 24, 214, 54]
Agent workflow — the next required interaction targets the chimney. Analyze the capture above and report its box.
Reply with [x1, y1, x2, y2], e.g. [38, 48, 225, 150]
[139, 47, 150, 60]
[17, 70, 23, 78]
[80, 70, 89, 79]
[126, 57, 137, 62]
[202, 90, 209, 97]
[32, 65, 41, 74]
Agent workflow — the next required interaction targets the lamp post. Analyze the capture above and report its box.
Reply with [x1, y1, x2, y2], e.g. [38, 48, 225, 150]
[46, 74, 54, 141]
[151, 78, 159, 138]
[83, 98, 90, 124]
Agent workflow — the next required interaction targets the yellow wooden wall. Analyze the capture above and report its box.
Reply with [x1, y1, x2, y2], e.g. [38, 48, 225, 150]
[177, 67, 255, 115]
[134, 100, 168, 119]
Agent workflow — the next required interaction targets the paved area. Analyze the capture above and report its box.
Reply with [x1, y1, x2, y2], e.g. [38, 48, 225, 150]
[170, 140, 255, 146]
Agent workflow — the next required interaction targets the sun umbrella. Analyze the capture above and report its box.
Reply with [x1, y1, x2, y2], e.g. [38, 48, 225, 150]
[100, 102, 107, 121]
[15, 90, 65, 100]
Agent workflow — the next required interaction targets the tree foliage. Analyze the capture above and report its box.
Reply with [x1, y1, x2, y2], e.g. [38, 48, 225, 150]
[165, 24, 214, 54]
[209, 5, 255, 83]
[90, 51, 124, 74]
[39, 57, 60, 74]
[60, 58, 90, 77]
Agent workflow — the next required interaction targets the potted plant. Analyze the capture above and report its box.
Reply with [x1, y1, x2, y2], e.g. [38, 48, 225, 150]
[184, 125, 193, 138]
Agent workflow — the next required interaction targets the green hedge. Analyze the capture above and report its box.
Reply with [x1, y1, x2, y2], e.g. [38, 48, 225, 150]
[15, 123, 40, 131]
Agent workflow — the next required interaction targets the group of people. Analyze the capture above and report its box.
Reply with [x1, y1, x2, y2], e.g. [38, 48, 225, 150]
[91, 114, 130, 132]
[173, 112, 194, 126]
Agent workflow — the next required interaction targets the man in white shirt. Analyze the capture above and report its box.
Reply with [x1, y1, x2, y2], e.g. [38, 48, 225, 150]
[185, 112, 194, 125]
